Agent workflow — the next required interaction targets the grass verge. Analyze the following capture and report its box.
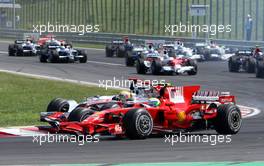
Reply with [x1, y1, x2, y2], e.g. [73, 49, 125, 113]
[0, 72, 119, 127]
[0, 38, 105, 50]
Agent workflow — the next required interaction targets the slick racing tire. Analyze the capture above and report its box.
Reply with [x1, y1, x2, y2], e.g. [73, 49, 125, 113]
[8, 44, 15, 56]
[123, 108, 153, 139]
[17, 46, 23, 56]
[151, 60, 162, 75]
[228, 57, 239, 72]
[50, 50, 60, 63]
[39, 53, 48, 63]
[203, 49, 210, 60]
[136, 59, 146, 74]
[246, 57, 256, 73]
[47, 98, 70, 112]
[256, 61, 264, 78]
[125, 51, 134, 66]
[187, 59, 198, 75]
[214, 104, 242, 134]
[105, 45, 114, 57]
[100, 102, 120, 110]
[68, 107, 95, 122]
[116, 46, 126, 58]
[79, 50, 88, 63]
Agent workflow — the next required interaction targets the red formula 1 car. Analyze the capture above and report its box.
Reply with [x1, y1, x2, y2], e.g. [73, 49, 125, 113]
[37, 34, 68, 47]
[40, 82, 242, 139]
[136, 51, 198, 75]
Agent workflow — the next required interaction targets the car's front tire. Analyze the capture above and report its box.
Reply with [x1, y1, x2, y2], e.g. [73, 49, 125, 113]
[79, 50, 88, 63]
[123, 108, 153, 139]
[47, 98, 70, 112]
[68, 107, 95, 122]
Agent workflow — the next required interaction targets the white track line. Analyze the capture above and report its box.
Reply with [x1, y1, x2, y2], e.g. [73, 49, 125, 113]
[0, 127, 48, 137]
[0, 69, 127, 90]
[0, 51, 124, 66]
[86, 60, 124, 66]
[237, 105, 262, 119]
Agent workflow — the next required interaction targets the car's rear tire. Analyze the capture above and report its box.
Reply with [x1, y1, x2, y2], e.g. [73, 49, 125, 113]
[228, 57, 239, 72]
[68, 107, 95, 122]
[256, 60, 264, 78]
[50, 50, 60, 63]
[125, 51, 134, 66]
[116, 46, 126, 58]
[17, 46, 23, 56]
[214, 104, 242, 134]
[39, 53, 47, 63]
[123, 108, 153, 139]
[47, 98, 70, 112]
[105, 45, 114, 57]
[187, 59, 198, 75]
[151, 60, 162, 75]
[136, 59, 146, 74]
[8, 44, 15, 56]
[246, 57, 256, 73]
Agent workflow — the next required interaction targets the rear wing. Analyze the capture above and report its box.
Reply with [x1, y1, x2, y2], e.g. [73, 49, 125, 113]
[112, 40, 124, 44]
[162, 86, 235, 105]
[14, 40, 25, 44]
[48, 45, 59, 49]
[23, 33, 40, 42]
[192, 91, 235, 104]
[145, 40, 165, 45]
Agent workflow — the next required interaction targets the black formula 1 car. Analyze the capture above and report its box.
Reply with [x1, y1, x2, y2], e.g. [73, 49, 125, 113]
[256, 53, 264, 78]
[38, 41, 87, 63]
[8, 40, 40, 56]
[228, 50, 256, 73]
[105, 37, 133, 58]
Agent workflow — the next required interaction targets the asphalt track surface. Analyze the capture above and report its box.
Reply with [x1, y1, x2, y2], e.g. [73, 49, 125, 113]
[0, 42, 263, 165]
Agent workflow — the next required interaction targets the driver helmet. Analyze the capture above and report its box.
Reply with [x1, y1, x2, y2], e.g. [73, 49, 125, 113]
[148, 44, 153, 50]
[149, 98, 160, 107]
[119, 91, 133, 101]
[255, 45, 261, 53]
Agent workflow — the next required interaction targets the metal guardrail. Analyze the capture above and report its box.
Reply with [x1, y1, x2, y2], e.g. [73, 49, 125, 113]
[2, 0, 264, 41]
[1, 28, 264, 49]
